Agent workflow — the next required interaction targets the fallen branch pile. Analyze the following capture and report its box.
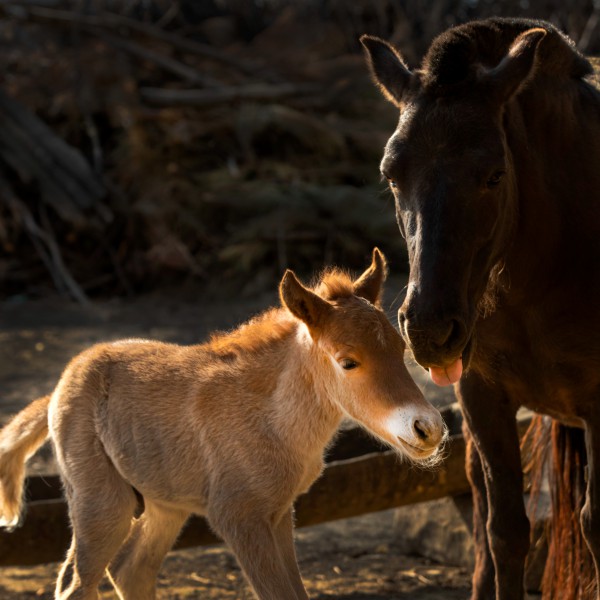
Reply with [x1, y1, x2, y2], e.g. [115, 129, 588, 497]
[0, 0, 597, 301]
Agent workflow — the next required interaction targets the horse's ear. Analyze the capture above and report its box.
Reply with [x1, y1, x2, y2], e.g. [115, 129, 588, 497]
[280, 270, 333, 329]
[360, 35, 412, 107]
[481, 28, 546, 103]
[354, 248, 388, 306]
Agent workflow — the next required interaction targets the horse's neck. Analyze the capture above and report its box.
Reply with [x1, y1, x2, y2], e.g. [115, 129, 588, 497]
[268, 323, 343, 454]
[505, 80, 600, 299]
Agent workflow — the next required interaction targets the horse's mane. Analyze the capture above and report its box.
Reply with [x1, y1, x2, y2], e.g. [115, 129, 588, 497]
[419, 17, 592, 92]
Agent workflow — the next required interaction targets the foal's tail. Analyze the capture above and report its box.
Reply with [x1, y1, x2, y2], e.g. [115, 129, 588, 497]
[523, 415, 595, 600]
[0, 395, 50, 529]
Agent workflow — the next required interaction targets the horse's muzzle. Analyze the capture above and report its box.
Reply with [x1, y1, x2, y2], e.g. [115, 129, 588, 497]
[398, 308, 470, 370]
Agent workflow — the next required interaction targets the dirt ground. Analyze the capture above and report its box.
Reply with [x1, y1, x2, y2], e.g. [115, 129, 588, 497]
[0, 512, 471, 599]
[0, 289, 471, 599]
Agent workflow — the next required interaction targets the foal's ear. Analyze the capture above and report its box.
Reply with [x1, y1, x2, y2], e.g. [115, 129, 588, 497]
[280, 270, 333, 329]
[354, 248, 388, 306]
[360, 35, 412, 107]
[481, 28, 546, 103]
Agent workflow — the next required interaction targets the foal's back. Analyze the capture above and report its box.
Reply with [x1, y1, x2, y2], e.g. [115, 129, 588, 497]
[54, 309, 296, 417]
[50, 313, 301, 502]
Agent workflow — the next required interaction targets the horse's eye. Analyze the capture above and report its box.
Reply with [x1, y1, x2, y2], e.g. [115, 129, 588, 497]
[486, 170, 506, 189]
[340, 358, 359, 370]
[381, 172, 398, 189]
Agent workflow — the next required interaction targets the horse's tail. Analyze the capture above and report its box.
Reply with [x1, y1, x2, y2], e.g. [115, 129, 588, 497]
[0, 395, 50, 529]
[523, 415, 595, 599]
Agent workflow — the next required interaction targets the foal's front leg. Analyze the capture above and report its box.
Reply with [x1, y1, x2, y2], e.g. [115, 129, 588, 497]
[458, 375, 530, 600]
[274, 510, 309, 600]
[210, 504, 307, 600]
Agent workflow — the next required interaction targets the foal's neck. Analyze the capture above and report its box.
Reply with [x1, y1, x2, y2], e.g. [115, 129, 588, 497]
[269, 322, 343, 454]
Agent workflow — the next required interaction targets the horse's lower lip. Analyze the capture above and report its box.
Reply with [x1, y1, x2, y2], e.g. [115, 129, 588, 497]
[423, 335, 473, 374]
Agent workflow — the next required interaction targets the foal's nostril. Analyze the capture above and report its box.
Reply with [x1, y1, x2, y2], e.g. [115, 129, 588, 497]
[413, 419, 429, 441]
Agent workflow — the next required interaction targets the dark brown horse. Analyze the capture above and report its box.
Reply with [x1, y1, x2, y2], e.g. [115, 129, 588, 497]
[361, 17, 600, 600]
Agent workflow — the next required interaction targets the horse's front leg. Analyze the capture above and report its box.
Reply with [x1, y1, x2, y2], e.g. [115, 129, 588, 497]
[463, 423, 495, 600]
[457, 374, 530, 600]
[582, 415, 600, 597]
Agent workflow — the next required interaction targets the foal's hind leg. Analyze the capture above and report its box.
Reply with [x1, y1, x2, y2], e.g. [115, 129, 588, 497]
[55, 461, 137, 599]
[56, 537, 76, 597]
[108, 499, 188, 599]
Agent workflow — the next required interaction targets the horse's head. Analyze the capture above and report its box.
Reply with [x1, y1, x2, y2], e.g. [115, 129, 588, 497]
[279, 248, 446, 462]
[361, 22, 550, 385]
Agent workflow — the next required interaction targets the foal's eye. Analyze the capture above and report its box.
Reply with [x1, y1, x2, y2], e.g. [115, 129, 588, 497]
[486, 170, 506, 189]
[339, 358, 359, 370]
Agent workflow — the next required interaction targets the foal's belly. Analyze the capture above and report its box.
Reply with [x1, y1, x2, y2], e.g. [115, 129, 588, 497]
[105, 436, 211, 514]
[102, 414, 320, 519]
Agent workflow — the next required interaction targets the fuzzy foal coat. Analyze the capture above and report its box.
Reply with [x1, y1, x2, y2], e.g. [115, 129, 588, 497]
[0, 250, 445, 600]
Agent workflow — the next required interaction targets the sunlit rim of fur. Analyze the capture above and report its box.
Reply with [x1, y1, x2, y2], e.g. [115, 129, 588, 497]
[312, 268, 356, 302]
[207, 269, 366, 357]
[207, 308, 296, 356]
[477, 259, 508, 318]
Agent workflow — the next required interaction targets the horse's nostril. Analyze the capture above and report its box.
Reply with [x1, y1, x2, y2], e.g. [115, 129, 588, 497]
[446, 318, 463, 347]
[413, 419, 429, 441]
[433, 318, 465, 351]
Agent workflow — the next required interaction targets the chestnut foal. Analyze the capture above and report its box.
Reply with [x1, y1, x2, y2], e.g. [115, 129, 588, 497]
[0, 249, 445, 600]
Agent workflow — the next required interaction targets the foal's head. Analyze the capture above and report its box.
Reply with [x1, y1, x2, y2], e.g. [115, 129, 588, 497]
[279, 249, 445, 462]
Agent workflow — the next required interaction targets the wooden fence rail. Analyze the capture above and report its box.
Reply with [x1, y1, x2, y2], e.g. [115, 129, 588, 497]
[0, 404, 531, 566]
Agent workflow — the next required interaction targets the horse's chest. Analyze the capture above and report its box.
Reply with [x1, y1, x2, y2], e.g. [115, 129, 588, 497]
[475, 313, 599, 422]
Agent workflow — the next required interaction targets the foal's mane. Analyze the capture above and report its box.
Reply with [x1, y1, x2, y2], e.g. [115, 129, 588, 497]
[313, 269, 355, 302]
[205, 269, 357, 360]
[207, 309, 296, 359]
[419, 17, 592, 92]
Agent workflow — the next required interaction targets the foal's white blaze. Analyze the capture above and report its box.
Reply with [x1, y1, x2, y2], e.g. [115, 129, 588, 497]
[0, 515, 18, 529]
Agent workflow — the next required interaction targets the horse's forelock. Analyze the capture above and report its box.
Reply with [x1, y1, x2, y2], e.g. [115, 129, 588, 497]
[419, 18, 591, 94]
